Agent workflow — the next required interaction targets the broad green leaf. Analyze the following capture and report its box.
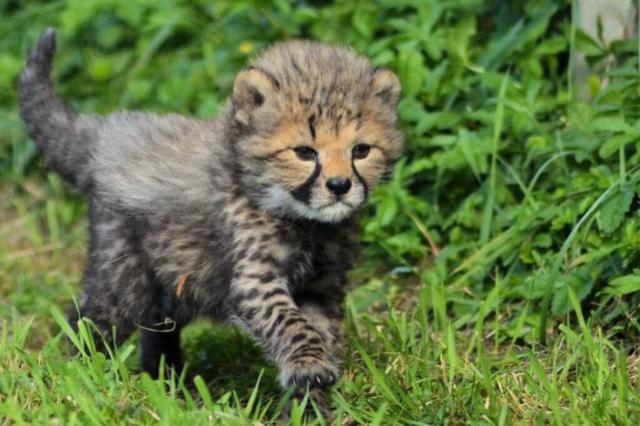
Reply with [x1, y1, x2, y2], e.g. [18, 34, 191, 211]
[591, 117, 637, 134]
[575, 29, 605, 56]
[605, 275, 640, 296]
[397, 48, 427, 97]
[599, 134, 636, 159]
[596, 184, 634, 233]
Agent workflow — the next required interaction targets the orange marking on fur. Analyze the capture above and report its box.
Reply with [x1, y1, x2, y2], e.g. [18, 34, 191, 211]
[176, 274, 188, 298]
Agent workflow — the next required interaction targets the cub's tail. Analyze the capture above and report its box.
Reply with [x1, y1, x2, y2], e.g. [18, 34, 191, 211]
[18, 28, 93, 191]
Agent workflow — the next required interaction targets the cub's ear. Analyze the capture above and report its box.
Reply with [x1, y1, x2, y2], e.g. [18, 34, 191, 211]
[371, 68, 401, 107]
[232, 67, 279, 126]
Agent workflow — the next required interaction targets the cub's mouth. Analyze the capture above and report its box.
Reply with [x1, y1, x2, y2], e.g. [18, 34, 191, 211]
[318, 200, 356, 210]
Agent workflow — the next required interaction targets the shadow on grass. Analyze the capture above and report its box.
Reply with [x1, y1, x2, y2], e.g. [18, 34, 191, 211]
[180, 321, 281, 400]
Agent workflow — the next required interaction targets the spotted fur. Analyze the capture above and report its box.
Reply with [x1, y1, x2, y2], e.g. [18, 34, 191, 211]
[18, 29, 403, 397]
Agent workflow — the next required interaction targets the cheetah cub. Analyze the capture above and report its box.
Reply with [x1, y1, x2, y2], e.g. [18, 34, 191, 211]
[19, 29, 403, 395]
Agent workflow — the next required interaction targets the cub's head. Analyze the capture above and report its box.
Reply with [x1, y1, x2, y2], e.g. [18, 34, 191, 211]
[231, 41, 403, 223]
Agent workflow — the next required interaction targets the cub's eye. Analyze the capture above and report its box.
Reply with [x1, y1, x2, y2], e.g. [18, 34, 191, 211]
[293, 146, 318, 161]
[352, 144, 371, 159]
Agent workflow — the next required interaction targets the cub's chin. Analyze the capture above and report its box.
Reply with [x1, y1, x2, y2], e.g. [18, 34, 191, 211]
[313, 202, 355, 223]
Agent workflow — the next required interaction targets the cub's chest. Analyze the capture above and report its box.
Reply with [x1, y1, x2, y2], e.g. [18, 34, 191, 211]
[229, 218, 333, 292]
[231, 229, 314, 288]
[282, 248, 315, 291]
[276, 230, 344, 292]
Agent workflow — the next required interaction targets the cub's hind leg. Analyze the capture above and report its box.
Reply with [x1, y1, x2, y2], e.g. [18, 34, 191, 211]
[140, 324, 183, 378]
[138, 286, 184, 378]
[70, 201, 179, 372]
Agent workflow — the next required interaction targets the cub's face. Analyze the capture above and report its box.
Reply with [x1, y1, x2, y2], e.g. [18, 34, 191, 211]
[248, 113, 398, 223]
[232, 53, 403, 223]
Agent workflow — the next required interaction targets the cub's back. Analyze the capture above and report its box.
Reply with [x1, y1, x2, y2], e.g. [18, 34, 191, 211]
[91, 111, 233, 214]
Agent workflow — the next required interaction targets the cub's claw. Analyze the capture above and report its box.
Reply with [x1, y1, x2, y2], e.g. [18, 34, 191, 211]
[279, 354, 339, 389]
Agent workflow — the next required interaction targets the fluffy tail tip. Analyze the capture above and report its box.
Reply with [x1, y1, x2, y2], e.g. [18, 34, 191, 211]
[21, 28, 57, 82]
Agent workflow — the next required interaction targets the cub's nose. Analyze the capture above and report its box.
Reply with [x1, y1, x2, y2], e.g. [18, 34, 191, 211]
[326, 177, 352, 196]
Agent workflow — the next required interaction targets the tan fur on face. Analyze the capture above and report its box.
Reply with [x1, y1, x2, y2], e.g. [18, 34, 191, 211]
[245, 110, 397, 222]
[258, 113, 397, 194]
[316, 120, 357, 179]
[271, 151, 316, 190]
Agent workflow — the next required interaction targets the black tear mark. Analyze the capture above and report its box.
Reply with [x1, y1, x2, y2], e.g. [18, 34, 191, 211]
[352, 159, 368, 200]
[291, 162, 321, 204]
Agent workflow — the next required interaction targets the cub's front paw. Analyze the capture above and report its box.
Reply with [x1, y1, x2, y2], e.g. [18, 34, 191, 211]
[279, 353, 339, 389]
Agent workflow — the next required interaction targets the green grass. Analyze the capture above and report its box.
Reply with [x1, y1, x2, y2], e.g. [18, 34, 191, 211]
[3, 204, 639, 425]
[2, 204, 639, 423]
[3, 0, 640, 424]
